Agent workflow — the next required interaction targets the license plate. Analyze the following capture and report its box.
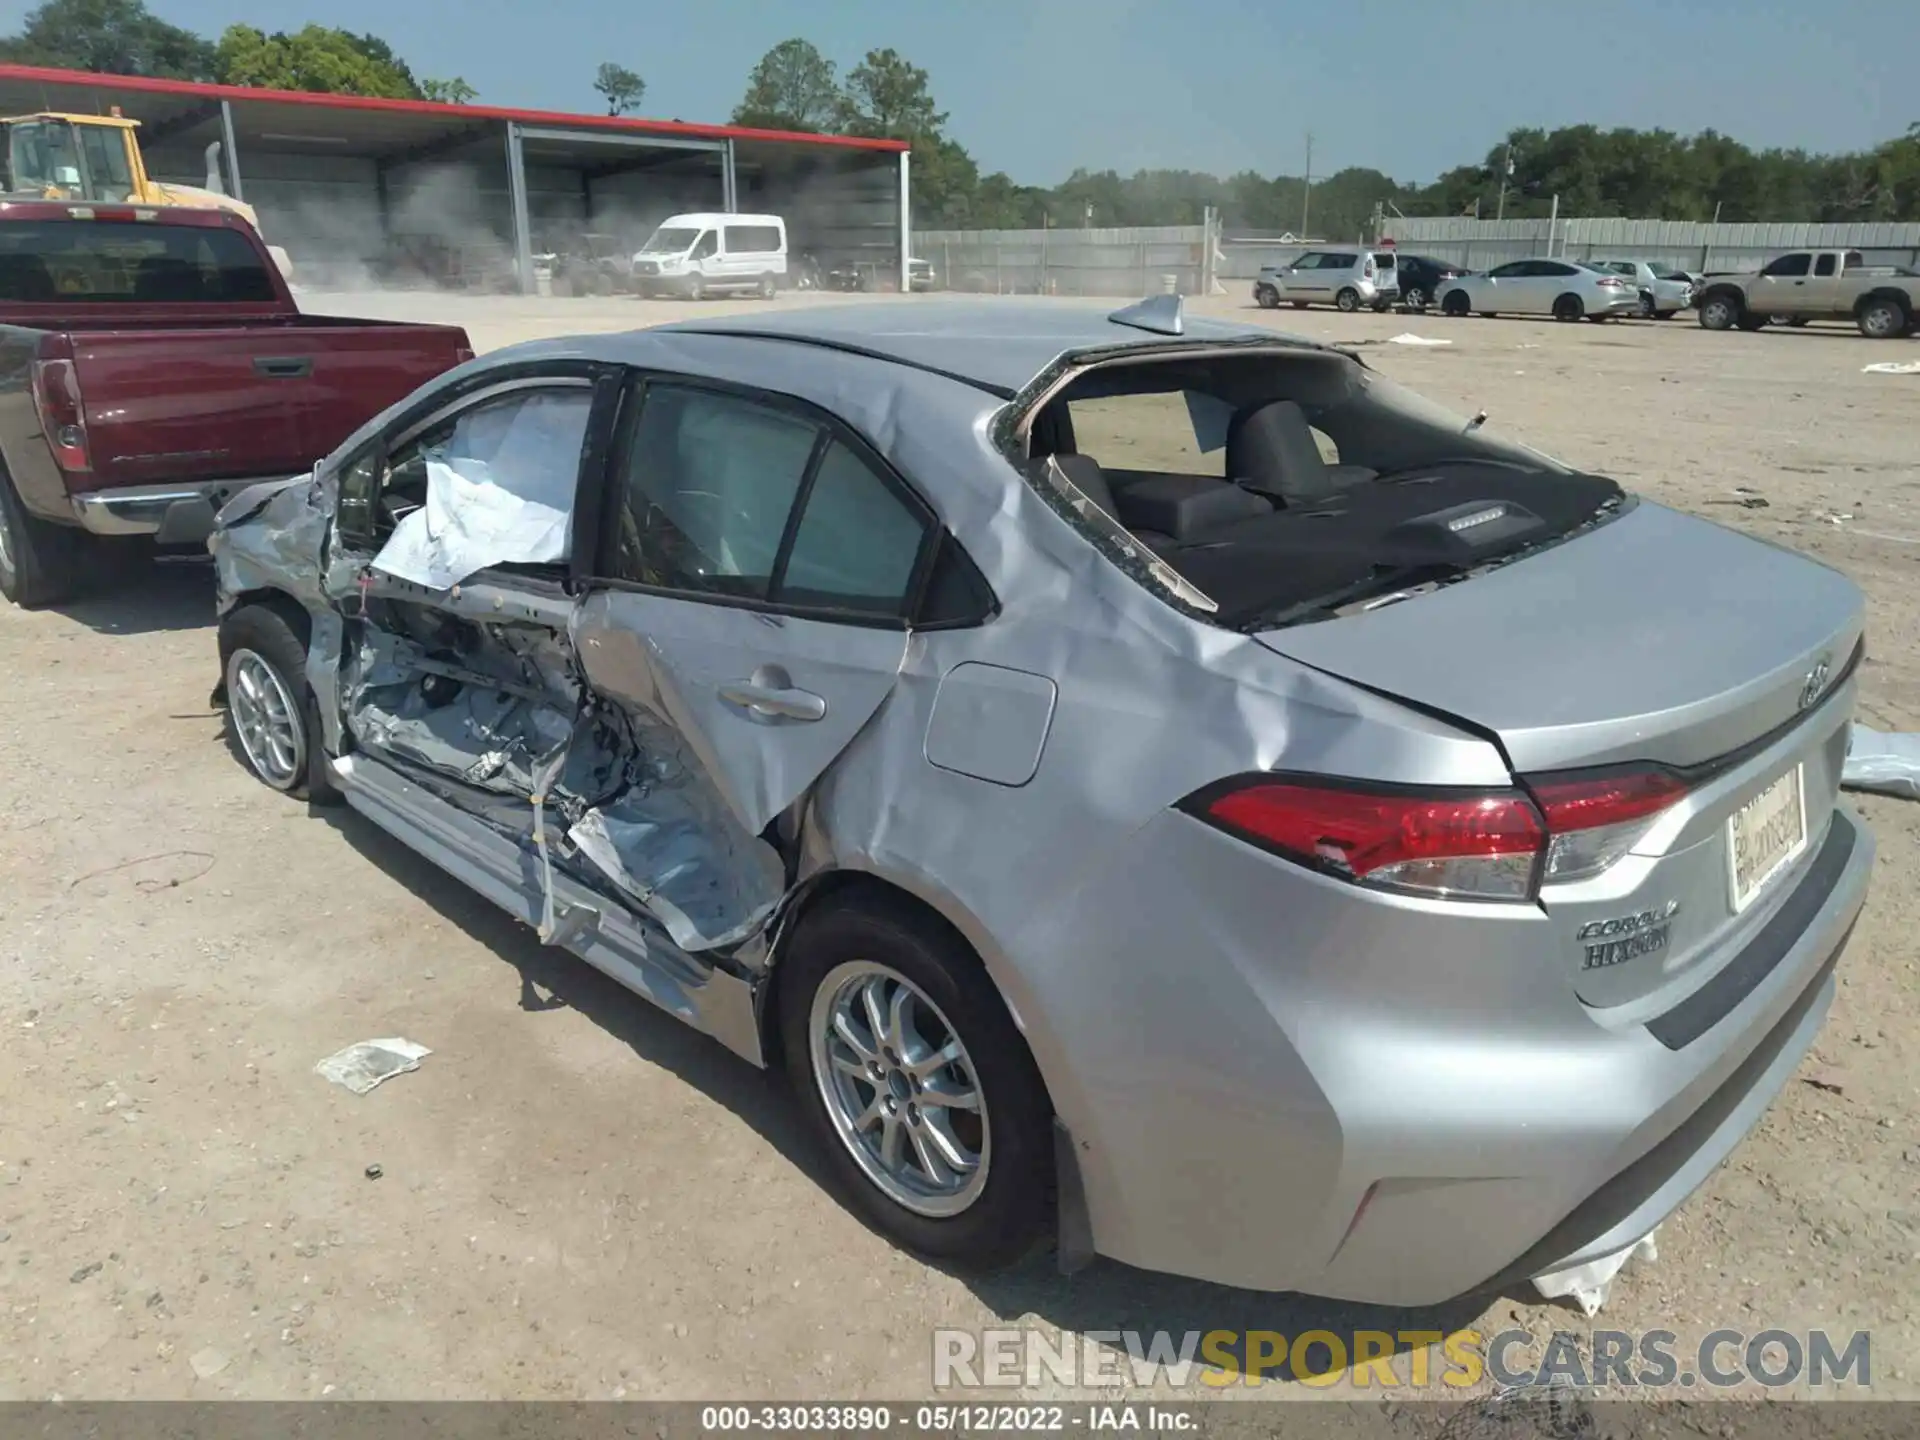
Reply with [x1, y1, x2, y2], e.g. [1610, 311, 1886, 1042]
[1727, 765, 1808, 912]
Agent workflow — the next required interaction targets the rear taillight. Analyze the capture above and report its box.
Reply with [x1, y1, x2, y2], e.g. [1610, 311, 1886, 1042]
[1527, 768, 1688, 884]
[1363, 258, 1375, 278]
[1197, 780, 1545, 901]
[1191, 766, 1690, 902]
[30, 354, 89, 474]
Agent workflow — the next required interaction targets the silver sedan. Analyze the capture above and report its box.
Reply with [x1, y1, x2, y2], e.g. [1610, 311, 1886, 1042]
[1437, 256, 1642, 321]
[209, 297, 1871, 1305]
[1588, 258, 1696, 318]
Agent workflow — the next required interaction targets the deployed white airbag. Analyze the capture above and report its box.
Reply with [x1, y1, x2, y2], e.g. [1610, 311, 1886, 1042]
[371, 389, 593, 591]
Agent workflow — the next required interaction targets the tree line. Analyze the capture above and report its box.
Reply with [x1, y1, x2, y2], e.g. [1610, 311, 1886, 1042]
[7, 2, 1919, 234]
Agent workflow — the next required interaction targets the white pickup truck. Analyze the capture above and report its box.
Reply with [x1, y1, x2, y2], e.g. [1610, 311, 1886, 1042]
[1695, 250, 1920, 338]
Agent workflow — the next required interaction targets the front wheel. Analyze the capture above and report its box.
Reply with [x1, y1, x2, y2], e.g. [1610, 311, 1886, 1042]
[1441, 291, 1470, 317]
[1335, 287, 1360, 313]
[1698, 295, 1739, 330]
[1637, 292, 1656, 319]
[685, 274, 705, 301]
[1253, 284, 1279, 309]
[219, 604, 337, 803]
[780, 896, 1052, 1269]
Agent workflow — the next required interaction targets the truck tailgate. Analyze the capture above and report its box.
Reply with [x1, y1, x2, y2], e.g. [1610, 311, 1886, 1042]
[291, 318, 470, 460]
[67, 320, 468, 495]
[71, 327, 307, 493]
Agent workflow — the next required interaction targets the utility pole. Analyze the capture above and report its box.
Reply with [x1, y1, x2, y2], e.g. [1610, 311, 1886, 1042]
[1300, 130, 1314, 239]
[1495, 142, 1514, 222]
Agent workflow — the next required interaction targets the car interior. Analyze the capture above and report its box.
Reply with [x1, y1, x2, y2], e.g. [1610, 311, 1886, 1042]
[1024, 351, 1624, 625]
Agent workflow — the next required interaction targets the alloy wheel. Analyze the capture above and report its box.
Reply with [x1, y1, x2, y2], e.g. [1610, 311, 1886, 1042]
[809, 960, 990, 1218]
[227, 647, 306, 790]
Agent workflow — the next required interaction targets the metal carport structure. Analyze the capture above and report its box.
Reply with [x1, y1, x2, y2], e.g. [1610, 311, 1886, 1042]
[0, 63, 912, 293]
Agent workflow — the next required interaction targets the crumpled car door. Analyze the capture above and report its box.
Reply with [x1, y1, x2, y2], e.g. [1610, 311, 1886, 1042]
[572, 592, 908, 837]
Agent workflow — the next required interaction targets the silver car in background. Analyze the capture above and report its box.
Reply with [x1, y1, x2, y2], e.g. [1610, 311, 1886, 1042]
[1588, 258, 1697, 318]
[1437, 256, 1641, 321]
[208, 298, 1871, 1305]
[1255, 248, 1398, 312]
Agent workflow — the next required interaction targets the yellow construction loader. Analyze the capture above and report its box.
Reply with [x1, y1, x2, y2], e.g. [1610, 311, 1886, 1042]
[2, 110, 293, 279]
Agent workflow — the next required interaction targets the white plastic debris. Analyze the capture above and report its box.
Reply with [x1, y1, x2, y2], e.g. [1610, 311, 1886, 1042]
[1531, 1228, 1658, 1317]
[1843, 726, 1920, 800]
[1861, 360, 1920, 375]
[1386, 332, 1451, 346]
[314, 1038, 432, 1095]
[371, 389, 592, 591]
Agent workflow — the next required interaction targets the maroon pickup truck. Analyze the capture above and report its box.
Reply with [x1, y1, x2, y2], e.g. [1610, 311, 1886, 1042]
[0, 201, 472, 608]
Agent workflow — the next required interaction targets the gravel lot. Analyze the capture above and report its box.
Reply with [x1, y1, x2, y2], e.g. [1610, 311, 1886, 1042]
[2, 290, 1916, 1402]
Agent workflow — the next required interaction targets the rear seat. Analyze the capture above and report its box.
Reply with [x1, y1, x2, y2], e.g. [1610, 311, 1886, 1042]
[1038, 453, 1273, 554]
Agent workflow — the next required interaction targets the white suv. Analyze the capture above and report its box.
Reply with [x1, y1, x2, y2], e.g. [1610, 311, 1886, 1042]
[1254, 249, 1398, 312]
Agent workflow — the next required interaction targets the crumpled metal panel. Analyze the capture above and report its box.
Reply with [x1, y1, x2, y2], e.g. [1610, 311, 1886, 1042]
[208, 473, 330, 612]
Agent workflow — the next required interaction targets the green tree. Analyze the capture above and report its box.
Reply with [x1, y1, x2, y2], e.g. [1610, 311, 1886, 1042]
[594, 62, 646, 116]
[837, 48, 947, 139]
[215, 23, 420, 98]
[0, 0, 217, 80]
[420, 77, 478, 104]
[731, 39, 840, 132]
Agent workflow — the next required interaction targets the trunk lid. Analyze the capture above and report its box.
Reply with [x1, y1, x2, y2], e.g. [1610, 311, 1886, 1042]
[1257, 501, 1865, 1013]
[1254, 501, 1862, 775]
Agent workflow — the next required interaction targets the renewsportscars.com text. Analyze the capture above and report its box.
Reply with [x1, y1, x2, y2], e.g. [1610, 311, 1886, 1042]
[932, 1327, 1872, 1390]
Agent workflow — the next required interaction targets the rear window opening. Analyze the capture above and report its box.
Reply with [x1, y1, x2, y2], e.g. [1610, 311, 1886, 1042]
[1019, 349, 1623, 629]
[0, 220, 277, 304]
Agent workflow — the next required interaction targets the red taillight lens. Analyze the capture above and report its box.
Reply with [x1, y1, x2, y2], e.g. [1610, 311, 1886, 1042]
[1528, 769, 1688, 884]
[30, 356, 89, 474]
[1193, 765, 1692, 901]
[1201, 780, 1545, 901]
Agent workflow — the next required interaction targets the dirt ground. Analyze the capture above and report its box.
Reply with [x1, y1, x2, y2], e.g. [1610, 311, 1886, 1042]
[2, 290, 1916, 1403]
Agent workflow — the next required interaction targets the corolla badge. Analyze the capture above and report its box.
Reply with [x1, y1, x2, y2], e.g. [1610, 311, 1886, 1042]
[1799, 657, 1833, 712]
[1578, 900, 1680, 971]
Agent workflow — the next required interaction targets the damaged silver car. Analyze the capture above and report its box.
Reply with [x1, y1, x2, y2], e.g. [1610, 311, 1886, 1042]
[210, 297, 1873, 1303]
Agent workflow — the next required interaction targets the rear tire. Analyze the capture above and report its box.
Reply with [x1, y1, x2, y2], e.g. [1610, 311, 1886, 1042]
[1858, 297, 1908, 339]
[0, 472, 85, 610]
[1403, 285, 1429, 310]
[757, 272, 778, 299]
[1553, 293, 1584, 322]
[1637, 292, 1656, 319]
[1335, 287, 1360, 313]
[779, 894, 1052, 1271]
[1253, 284, 1279, 309]
[218, 603, 338, 804]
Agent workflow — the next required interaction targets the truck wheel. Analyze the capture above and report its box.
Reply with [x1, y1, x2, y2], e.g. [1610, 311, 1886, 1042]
[685, 275, 705, 302]
[758, 273, 778, 299]
[0, 472, 84, 610]
[779, 892, 1052, 1270]
[1858, 298, 1908, 339]
[1698, 295, 1739, 330]
[218, 602, 339, 804]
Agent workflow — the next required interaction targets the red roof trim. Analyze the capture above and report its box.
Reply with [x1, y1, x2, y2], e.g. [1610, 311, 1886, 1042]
[0, 62, 911, 153]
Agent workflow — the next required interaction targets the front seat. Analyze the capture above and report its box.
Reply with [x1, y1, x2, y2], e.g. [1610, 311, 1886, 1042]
[1226, 399, 1376, 506]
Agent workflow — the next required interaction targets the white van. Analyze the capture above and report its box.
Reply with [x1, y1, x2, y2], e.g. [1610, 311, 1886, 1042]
[631, 213, 787, 299]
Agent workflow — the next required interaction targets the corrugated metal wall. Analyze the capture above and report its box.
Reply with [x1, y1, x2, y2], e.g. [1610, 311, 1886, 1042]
[913, 225, 1213, 296]
[1378, 217, 1920, 273]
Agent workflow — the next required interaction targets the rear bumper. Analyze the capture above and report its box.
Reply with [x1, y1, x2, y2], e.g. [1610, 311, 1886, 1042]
[1031, 802, 1873, 1304]
[71, 477, 290, 545]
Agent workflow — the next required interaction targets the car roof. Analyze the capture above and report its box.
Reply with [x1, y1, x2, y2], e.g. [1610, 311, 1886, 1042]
[651, 299, 1297, 396]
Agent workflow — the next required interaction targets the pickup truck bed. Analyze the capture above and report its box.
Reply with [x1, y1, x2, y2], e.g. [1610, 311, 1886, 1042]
[0, 201, 472, 608]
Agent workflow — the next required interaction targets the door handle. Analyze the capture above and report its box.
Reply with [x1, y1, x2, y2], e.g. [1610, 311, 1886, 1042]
[719, 680, 826, 722]
[253, 356, 314, 378]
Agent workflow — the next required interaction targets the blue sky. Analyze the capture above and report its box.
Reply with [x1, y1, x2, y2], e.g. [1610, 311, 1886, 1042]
[7, 0, 1913, 182]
